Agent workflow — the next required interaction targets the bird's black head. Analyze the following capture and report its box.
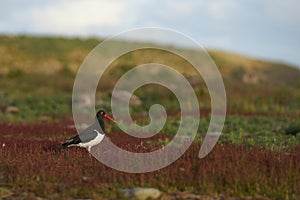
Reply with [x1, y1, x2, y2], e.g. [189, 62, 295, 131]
[96, 109, 116, 123]
[96, 109, 106, 119]
[95, 109, 115, 133]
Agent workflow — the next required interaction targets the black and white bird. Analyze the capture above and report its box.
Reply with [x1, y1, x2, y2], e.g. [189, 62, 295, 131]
[62, 110, 116, 152]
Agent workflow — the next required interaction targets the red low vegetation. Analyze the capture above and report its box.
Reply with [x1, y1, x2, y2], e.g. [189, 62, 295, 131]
[0, 122, 299, 199]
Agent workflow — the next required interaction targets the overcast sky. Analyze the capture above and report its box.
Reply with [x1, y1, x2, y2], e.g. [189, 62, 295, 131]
[0, 0, 299, 67]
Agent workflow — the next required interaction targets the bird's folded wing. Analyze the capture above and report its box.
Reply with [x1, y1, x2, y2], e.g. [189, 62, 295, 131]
[78, 122, 103, 143]
[79, 130, 98, 143]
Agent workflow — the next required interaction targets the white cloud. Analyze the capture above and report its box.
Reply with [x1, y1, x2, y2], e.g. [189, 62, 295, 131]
[207, 0, 238, 19]
[0, 0, 299, 66]
[25, 0, 126, 34]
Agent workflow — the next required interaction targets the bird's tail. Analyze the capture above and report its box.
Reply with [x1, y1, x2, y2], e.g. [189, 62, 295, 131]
[62, 141, 71, 149]
[62, 135, 81, 149]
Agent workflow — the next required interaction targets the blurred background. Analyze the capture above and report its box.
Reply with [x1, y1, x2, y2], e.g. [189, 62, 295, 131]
[1, 0, 300, 66]
[0, 1, 300, 199]
[0, 0, 299, 121]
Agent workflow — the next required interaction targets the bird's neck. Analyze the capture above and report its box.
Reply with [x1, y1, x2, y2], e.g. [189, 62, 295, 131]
[97, 118, 105, 132]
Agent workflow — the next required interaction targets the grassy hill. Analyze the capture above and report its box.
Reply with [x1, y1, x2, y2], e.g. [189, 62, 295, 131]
[1, 34, 299, 84]
[0, 34, 299, 121]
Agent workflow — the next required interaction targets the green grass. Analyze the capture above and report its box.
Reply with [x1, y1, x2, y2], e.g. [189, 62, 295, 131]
[146, 115, 300, 149]
[219, 116, 300, 149]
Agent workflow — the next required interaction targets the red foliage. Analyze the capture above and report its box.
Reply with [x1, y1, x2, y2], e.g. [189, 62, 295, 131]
[0, 122, 299, 198]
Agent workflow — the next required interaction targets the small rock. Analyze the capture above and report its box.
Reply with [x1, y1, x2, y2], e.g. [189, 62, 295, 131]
[187, 75, 202, 86]
[40, 116, 51, 121]
[5, 106, 19, 114]
[74, 94, 93, 107]
[0, 187, 13, 199]
[122, 187, 162, 200]
[112, 90, 143, 106]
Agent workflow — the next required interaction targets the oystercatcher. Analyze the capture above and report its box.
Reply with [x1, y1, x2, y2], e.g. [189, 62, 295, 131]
[62, 110, 116, 152]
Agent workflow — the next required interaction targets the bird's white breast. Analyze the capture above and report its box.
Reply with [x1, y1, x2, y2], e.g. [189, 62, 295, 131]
[78, 129, 105, 149]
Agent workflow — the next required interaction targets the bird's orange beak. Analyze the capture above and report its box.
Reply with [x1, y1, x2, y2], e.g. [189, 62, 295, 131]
[104, 114, 116, 123]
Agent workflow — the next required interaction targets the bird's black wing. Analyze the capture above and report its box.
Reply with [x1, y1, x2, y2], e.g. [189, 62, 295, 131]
[62, 134, 82, 148]
[62, 121, 104, 148]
